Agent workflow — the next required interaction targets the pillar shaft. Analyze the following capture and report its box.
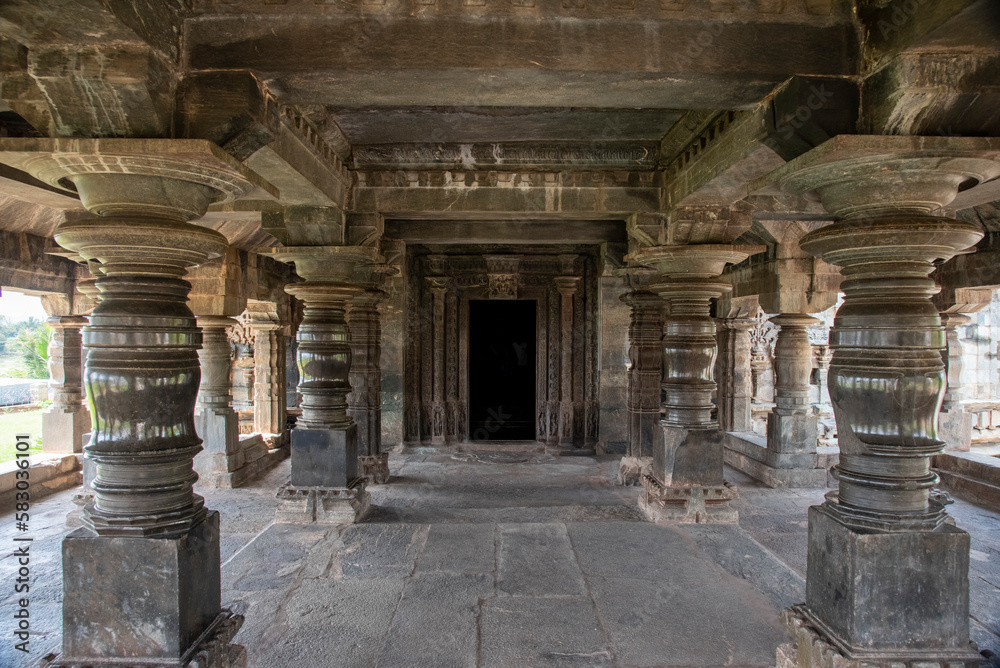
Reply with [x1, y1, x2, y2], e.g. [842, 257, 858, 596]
[555, 276, 581, 447]
[252, 324, 286, 435]
[624, 290, 663, 459]
[348, 287, 389, 482]
[42, 315, 90, 454]
[766, 314, 819, 457]
[427, 277, 450, 443]
[194, 316, 240, 485]
[715, 317, 754, 432]
[938, 313, 973, 452]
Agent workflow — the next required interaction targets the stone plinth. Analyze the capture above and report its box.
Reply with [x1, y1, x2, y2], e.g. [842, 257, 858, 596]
[275, 479, 370, 525]
[290, 425, 358, 488]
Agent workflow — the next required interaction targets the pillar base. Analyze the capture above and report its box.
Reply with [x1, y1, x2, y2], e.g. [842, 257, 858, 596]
[43, 610, 246, 668]
[616, 456, 652, 486]
[290, 425, 358, 488]
[766, 411, 819, 455]
[275, 479, 370, 525]
[777, 605, 983, 668]
[359, 453, 390, 484]
[639, 474, 739, 524]
[654, 425, 726, 487]
[805, 504, 974, 659]
[41, 407, 90, 454]
[58, 512, 222, 662]
[939, 408, 973, 453]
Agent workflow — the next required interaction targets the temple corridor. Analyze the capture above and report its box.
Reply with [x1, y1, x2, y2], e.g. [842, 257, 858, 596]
[2, 452, 999, 667]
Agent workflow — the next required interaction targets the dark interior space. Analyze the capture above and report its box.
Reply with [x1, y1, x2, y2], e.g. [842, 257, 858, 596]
[469, 299, 537, 441]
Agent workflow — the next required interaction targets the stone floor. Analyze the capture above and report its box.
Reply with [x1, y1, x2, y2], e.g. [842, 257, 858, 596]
[1, 447, 999, 667]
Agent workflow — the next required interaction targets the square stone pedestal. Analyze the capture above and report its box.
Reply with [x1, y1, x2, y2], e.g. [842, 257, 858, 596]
[55, 512, 224, 664]
[275, 479, 370, 525]
[803, 504, 979, 663]
[291, 425, 358, 488]
[654, 425, 725, 487]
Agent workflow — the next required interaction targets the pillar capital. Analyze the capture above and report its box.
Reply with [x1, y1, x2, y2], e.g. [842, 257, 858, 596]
[554, 275, 581, 295]
[45, 315, 89, 330]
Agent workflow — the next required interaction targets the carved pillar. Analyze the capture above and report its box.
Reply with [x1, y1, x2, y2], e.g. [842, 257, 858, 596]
[939, 313, 973, 452]
[779, 145, 1000, 665]
[616, 268, 662, 486]
[193, 316, 240, 487]
[426, 276, 451, 444]
[811, 343, 833, 412]
[554, 275, 583, 451]
[716, 317, 754, 433]
[445, 285, 460, 442]
[630, 244, 762, 523]
[249, 317, 286, 438]
[546, 284, 561, 445]
[2, 140, 252, 666]
[763, 314, 823, 483]
[348, 283, 389, 483]
[265, 245, 382, 524]
[41, 315, 90, 454]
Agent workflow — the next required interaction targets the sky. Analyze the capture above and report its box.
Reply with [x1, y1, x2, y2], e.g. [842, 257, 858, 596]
[0, 291, 48, 323]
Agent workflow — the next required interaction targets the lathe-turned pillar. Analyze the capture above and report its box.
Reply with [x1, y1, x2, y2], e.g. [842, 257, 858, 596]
[265, 245, 382, 524]
[194, 315, 241, 487]
[777, 140, 1000, 667]
[938, 312, 973, 452]
[629, 244, 763, 523]
[761, 313, 827, 487]
[41, 315, 90, 454]
[0, 139, 254, 666]
[348, 276, 390, 483]
[616, 268, 662, 486]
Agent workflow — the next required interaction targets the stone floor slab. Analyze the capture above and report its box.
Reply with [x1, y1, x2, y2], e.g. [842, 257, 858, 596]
[497, 523, 587, 597]
[417, 523, 497, 574]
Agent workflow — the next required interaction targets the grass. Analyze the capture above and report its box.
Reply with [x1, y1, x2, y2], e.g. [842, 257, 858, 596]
[0, 408, 44, 462]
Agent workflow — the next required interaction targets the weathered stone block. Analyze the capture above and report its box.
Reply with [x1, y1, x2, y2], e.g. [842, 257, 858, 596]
[42, 406, 90, 454]
[805, 505, 974, 660]
[766, 410, 818, 455]
[290, 425, 358, 488]
[653, 425, 725, 487]
[61, 512, 222, 662]
[938, 408, 972, 452]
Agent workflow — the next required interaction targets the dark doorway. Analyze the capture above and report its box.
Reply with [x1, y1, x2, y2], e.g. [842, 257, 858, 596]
[469, 300, 536, 440]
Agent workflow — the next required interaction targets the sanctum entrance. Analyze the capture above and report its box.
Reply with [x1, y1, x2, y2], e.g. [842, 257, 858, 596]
[469, 299, 537, 440]
[401, 245, 602, 451]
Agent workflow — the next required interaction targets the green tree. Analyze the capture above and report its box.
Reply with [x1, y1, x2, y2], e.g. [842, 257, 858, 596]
[11, 323, 51, 379]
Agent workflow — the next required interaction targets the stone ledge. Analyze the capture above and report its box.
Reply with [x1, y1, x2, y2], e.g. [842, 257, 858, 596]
[0, 453, 81, 511]
[724, 431, 830, 488]
[934, 452, 1000, 510]
[196, 435, 290, 490]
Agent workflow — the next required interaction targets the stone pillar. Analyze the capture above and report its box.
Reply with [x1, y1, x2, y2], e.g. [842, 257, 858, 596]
[42, 315, 90, 454]
[265, 245, 382, 524]
[554, 275, 583, 451]
[193, 316, 240, 487]
[629, 244, 763, 523]
[939, 312, 972, 452]
[811, 343, 833, 412]
[426, 276, 450, 444]
[759, 313, 826, 487]
[616, 270, 662, 485]
[777, 145, 1000, 666]
[348, 285, 389, 483]
[250, 319, 286, 438]
[4, 140, 252, 666]
[716, 317, 754, 433]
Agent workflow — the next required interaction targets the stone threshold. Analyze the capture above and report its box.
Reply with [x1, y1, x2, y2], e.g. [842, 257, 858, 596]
[723, 431, 832, 489]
